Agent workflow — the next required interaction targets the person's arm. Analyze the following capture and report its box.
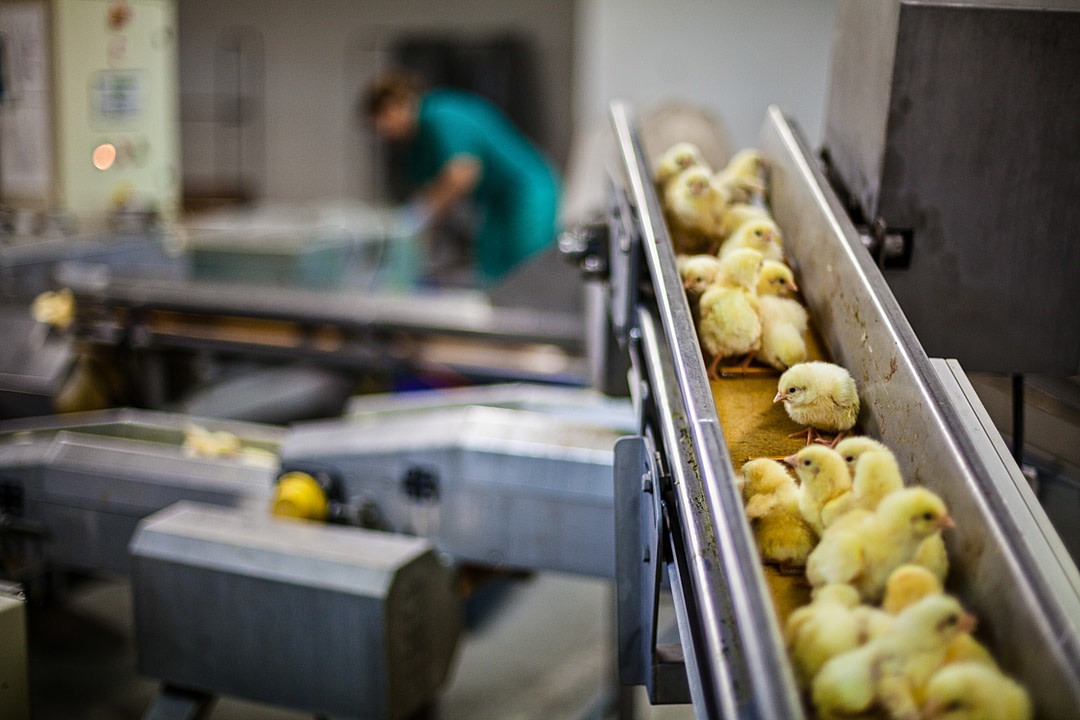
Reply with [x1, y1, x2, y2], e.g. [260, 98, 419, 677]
[416, 154, 481, 218]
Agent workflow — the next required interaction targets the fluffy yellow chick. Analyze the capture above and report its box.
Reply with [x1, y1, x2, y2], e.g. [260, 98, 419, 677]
[718, 217, 784, 263]
[881, 565, 995, 670]
[921, 663, 1032, 720]
[755, 259, 798, 297]
[812, 595, 976, 720]
[774, 361, 860, 446]
[739, 457, 795, 501]
[833, 437, 948, 583]
[913, 532, 950, 586]
[712, 148, 766, 204]
[743, 477, 817, 570]
[183, 424, 242, 458]
[665, 165, 724, 238]
[758, 295, 809, 371]
[698, 249, 762, 379]
[31, 288, 76, 331]
[882, 564, 943, 615]
[654, 141, 708, 189]
[806, 487, 954, 603]
[785, 445, 854, 535]
[786, 583, 892, 688]
[716, 202, 771, 240]
[677, 253, 723, 305]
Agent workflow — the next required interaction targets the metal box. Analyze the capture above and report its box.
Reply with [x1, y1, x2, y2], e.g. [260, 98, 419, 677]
[823, 0, 1080, 374]
[281, 404, 622, 577]
[130, 502, 460, 719]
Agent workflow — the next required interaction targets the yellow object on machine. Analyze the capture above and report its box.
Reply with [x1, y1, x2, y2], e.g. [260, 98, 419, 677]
[271, 471, 329, 521]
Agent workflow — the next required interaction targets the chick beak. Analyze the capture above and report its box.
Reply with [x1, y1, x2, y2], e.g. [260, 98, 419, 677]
[938, 514, 956, 530]
[783, 454, 799, 469]
[958, 612, 977, 634]
[786, 280, 799, 293]
[773, 391, 786, 403]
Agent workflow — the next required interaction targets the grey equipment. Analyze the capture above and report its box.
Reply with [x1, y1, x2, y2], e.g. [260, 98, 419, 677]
[130, 502, 460, 720]
[0, 409, 282, 576]
[586, 102, 1080, 718]
[280, 391, 633, 578]
[822, 0, 1080, 375]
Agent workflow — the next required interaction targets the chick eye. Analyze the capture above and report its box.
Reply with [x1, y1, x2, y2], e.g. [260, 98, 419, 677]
[845, 456, 855, 462]
[943, 614, 959, 626]
[755, 229, 763, 237]
[788, 387, 797, 394]
[944, 700, 965, 712]
[803, 459, 811, 467]
[922, 512, 935, 521]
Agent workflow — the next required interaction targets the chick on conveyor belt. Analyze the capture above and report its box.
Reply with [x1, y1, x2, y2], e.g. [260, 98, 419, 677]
[697, 248, 764, 379]
[654, 140, 1033, 720]
[739, 458, 817, 571]
[774, 361, 860, 447]
[922, 663, 1033, 720]
[812, 595, 976, 720]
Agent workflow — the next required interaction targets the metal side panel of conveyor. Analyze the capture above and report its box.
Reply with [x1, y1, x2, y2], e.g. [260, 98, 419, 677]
[760, 105, 1080, 717]
[609, 102, 805, 720]
[130, 502, 460, 720]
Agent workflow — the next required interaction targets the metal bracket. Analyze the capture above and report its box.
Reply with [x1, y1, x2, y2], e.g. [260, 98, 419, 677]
[614, 435, 690, 705]
[608, 182, 642, 348]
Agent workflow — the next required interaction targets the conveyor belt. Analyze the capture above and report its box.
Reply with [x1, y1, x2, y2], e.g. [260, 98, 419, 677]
[608, 102, 1080, 719]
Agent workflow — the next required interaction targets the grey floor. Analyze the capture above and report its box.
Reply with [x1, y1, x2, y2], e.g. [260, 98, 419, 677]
[26, 572, 693, 720]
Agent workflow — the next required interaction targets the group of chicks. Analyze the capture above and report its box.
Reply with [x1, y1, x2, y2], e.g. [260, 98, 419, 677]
[654, 143, 1032, 718]
[742, 403, 1031, 719]
[657, 142, 808, 379]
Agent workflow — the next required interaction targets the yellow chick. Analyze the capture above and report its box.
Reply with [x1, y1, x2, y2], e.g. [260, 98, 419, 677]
[913, 532, 950, 586]
[921, 663, 1032, 720]
[850, 448, 905, 511]
[882, 564, 943, 615]
[743, 475, 817, 571]
[698, 249, 763, 379]
[718, 217, 784, 263]
[806, 487, 954, 603]
[654, 141, 709, 189]
[881, 565, 996, 670]
[665, 165, 724, 238]
[833, 437, 948, 583]
[712, 148, 766, 204]
[785, 583, 892, 688]
[716, 202, 771, 241]
[677, 254, 723, 306]
[774, 361, 860, 446]
[812, 595, 977, 720]
[756, 259, 798, 297]
[31, 288, 76, 331]
[785, 445, 854, 536]
[183, 424, 242, 458]
[758, 295, 809, 371]
[739, 457, 795, 502]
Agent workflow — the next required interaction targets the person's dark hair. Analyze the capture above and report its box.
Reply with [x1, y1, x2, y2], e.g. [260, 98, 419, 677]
[361, 71, 422, 121]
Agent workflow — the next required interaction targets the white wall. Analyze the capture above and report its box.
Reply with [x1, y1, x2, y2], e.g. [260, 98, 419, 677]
[574, 0, 838, 152]
[176, 0, 575, 202]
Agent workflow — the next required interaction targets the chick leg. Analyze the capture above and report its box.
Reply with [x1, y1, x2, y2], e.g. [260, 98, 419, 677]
[707, 352, 724, 381]
[737, 350, 759, 375]
[815, 430, 850, 449]
[788, 426, 818, 446]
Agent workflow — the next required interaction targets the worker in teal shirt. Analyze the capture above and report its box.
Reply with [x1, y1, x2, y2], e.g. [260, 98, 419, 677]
[364, 73, 561, 285]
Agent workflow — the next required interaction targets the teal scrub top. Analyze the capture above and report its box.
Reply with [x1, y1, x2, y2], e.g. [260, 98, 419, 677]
[405, 89, 561, 283]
